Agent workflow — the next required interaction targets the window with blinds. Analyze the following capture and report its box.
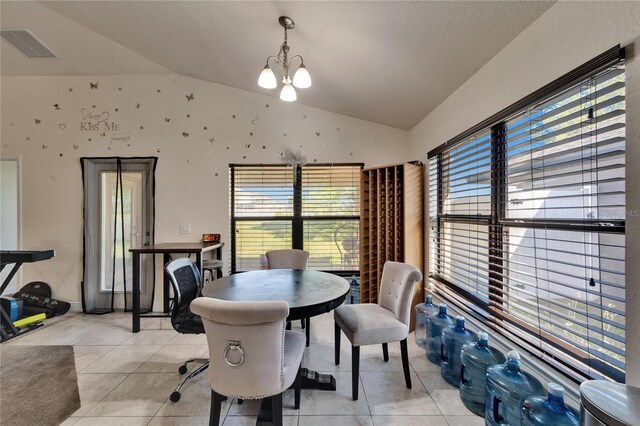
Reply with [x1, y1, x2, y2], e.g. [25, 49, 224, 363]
[428, 47, 626, 382]
[230, 163, 362, 275]
[230, 165, 293, 271]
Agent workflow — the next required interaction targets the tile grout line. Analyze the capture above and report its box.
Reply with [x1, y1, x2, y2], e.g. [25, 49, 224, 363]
[359, 372, 374, 424]
[76, 344, 120, 373]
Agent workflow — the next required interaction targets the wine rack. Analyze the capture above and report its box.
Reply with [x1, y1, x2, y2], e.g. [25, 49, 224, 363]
[360, 162, 424, 330]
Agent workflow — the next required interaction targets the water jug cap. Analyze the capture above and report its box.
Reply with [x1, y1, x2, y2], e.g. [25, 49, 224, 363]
[506, 350, 520, 361]
[456, 315, 465, 321]
[426, 295, 432, 302]
[548, 383, 564, 398]
[439, 303, 447, 308]
[478, 331, 489, 341]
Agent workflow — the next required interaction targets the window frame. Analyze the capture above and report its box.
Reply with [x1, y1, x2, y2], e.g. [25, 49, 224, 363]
[428, 46, 626, 383]
[229, 163, 364, 277]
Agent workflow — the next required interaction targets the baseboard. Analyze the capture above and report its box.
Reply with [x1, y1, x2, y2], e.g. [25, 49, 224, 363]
[69, 302, 83, 313]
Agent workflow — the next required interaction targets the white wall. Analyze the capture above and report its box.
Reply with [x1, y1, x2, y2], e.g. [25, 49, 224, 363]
[0, 74, 408, 308]
[408, 1, 640, 386]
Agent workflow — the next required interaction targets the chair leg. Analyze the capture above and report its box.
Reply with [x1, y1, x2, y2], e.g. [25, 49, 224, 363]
[286, 321, 292, 330]
[210, 390, 224, 426]
[294, 364, 302, 409]
[335, 322, 341, 365]
[171, 361, 210, 402]
[352, 345, 360, 401]
[382, 342, 389, 362]
[300, 317, 306, 329]
[272, 392, 283, 426]
[400, 338, 412, 389]
[305, 317, 310, 347]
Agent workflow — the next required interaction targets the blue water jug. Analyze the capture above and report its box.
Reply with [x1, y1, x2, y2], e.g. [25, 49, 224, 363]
[426, 303, 454, 364]
[485, 350, 544, 426]
[440, 316, 477, 387]
[459, 331, 505, 416]
[414, 295, 437, 348]
[521, 383, 580, 426]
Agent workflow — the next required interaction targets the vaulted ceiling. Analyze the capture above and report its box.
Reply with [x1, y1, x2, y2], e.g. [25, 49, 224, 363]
[1, 1, 554, 129]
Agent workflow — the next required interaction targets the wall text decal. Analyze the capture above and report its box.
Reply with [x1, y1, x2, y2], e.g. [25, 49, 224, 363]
[80, 108, 120, 131]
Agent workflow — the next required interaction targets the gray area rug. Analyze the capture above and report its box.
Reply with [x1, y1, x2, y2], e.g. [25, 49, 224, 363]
[0, 345, 80, 426]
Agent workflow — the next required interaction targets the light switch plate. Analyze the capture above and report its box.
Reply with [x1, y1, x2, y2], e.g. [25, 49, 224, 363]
[180, 223, 191, 234]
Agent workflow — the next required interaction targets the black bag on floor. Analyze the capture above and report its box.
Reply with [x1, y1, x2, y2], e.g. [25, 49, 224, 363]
[13, 281, 71, 318]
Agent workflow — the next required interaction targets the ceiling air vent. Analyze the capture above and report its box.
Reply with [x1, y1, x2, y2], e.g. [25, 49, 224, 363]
[0, 29, 56, 59]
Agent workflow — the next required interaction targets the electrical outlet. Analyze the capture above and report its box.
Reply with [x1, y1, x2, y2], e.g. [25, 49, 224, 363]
[180, 223, 191, 234]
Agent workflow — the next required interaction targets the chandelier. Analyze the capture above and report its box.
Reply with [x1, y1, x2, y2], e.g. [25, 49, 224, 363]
[258, 16, 311, 102]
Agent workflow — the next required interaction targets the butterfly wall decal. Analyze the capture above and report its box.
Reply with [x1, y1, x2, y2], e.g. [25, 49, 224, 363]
[185, 93, 194, 101]
[90, 82, 98, 89]
[54, 104, 60, 110]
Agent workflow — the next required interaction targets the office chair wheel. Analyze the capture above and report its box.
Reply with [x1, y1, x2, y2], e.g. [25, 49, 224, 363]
[178, 365, 188, 374]
[170, 391, 181, 402]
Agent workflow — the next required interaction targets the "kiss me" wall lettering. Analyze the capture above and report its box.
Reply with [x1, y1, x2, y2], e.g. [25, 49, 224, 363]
[80, 108, 120, 131]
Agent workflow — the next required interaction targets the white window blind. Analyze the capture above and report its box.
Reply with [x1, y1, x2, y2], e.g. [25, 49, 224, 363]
[231, 165, 294, 271]
[429, 49, 626, 382]
[302, 166, 360, 271]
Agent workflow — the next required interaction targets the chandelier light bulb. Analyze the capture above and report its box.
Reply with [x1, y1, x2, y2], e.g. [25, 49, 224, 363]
[258, 65, 277, 89]
[293, 64, 311, 88]
[280, 83, 297, 102]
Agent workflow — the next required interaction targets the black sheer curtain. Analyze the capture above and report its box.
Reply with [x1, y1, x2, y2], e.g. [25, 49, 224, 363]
[81, 157, 157, 314]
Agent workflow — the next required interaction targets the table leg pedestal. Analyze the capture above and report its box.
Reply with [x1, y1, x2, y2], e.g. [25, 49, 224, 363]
[300, 368, 337, 390]
[256, 368, 336, 423]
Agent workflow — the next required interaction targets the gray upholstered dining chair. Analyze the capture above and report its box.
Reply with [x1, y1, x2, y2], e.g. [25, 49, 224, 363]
[190, 297, 305, 426]
[334, 261, 423, 400]
[265, 249, 310, 270]
[265, 249, 311, 345]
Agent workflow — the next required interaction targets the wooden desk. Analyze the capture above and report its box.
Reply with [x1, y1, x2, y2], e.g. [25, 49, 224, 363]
[129, 242, 222, 332]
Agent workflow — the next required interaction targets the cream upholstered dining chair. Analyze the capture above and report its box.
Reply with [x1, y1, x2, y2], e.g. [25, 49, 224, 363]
[190, 297, 305, 426]
[334, 261, 423, 400]
[265, 249, 310, 270]
[265, 249, 311, 345]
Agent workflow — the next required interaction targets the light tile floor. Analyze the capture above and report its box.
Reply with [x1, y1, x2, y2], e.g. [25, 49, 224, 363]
[8, 311, 483, 426]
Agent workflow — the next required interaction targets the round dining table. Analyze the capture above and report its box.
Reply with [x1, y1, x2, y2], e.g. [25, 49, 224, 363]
[201, 268, 350, 322]
[201, 269, 350, 423]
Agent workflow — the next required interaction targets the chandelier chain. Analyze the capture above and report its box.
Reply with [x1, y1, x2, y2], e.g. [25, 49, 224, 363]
[277, 27, 289, 72]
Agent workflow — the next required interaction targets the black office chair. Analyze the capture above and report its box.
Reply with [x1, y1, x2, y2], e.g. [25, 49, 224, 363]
[165, 257, 209, 402]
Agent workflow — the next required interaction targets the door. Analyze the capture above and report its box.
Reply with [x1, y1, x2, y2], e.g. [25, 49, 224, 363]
[82, 157, 156, 313]
[0, 159, 20, 293]
[100, 171, 143, 292]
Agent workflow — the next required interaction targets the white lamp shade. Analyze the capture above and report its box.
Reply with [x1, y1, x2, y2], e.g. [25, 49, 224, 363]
[280, 83, 297, 102]
[258, 66, 277, 89]
[292, 64, 312, 88]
